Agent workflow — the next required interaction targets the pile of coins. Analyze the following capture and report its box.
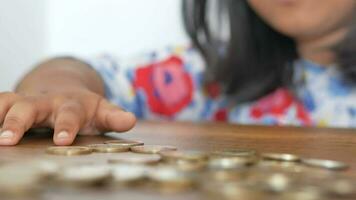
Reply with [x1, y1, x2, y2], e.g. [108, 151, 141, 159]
[0, 138, 355, 200]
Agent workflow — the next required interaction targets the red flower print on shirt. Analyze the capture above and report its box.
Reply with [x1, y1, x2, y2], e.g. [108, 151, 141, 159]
[133, 56, 194, 116]
[250, 88, 293, 118]
[214, 108, 228, 122]
[250, 88, 311, 125]
[205, 82, 221, 99]
[296, 102, 312, 125]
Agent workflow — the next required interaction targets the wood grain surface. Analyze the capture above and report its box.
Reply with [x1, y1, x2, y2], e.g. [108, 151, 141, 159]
[1, 120, 356, 200]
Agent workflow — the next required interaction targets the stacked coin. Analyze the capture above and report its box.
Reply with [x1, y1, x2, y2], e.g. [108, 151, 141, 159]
[104, 139, 144, 147]
[46, 146, 92, 156]
[212, 149, 257, 157]
[261, 153, 301, 162]
[147, 166, 196, 193]
[111, 164, 148, 184]
[108, 153, 161, 165]
[301, 158, 349, 170]
[159, 150, 209, 162]
[323, 178, 356, 197]
[56, 164, 111, 186]
[159, 150, 209, 171]
[202, 181, 266, 200]
[88, 144, 130, 153]
[0, 164, 44, 198]
[131, 145, 177, 154]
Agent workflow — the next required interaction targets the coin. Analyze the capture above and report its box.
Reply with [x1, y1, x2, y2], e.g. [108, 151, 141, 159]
[301, 158, 349, 170]
[208, 156, 257, 169]
[147, 166, 194, 193]
[148, 166, 191, 182]
[108, 154, 161, 165]
[243, 170, 293, 194]
[111, 164, 148, 183]
[281, 186, 322, 200]
[30, 160, 60, 178]
[159, 150, 209, 162]
[87, 144, 130, 153]
[131, 145, 177, 154]
[104, 139, 144, 147]
[57, 164, 111, 185]
[262, 153, 300, 162]
[0, 164, 43, 196]
[203, 169, 249, 183]
[168, 159, 208, 172]
[212, 149, 256, 157]
[324, 179, 356, 197]
[46, 146, 92, 156]
[264, 173, 290, 193]
[202, 182, 265, 200]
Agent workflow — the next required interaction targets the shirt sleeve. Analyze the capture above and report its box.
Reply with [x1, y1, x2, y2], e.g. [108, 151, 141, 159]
[81, 45, 218, 121]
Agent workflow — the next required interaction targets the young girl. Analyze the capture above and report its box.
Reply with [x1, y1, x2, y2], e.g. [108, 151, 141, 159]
[0, 0, 355, 146]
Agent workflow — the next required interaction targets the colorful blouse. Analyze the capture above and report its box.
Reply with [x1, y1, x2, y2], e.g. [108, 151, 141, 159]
[85, 45, 356, 128]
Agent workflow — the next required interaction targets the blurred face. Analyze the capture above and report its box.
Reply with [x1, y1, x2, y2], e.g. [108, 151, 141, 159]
[247, 0, 356, 41]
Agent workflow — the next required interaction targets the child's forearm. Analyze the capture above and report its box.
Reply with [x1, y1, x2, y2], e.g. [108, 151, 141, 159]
[15, 57, 105, 96]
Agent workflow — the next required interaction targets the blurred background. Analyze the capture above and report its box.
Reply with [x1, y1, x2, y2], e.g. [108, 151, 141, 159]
[0, 0, 188, 91]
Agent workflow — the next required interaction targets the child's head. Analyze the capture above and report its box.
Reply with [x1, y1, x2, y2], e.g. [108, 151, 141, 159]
[183, 0, 356, 101]
[248, 0, 355, 43]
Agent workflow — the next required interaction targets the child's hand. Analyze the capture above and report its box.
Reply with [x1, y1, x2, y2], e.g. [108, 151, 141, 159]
[0, 89, 136, 146]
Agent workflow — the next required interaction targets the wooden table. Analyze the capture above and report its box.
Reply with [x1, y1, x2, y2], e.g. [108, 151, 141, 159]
[1, 121, 356, 199]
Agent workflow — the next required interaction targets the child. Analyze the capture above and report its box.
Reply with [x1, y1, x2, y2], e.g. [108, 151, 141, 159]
[0, 0, 355, 146]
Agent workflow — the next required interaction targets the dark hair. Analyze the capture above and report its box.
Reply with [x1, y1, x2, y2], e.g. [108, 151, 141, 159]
[336, 20, 356, 81]
[182, 0, 356, 102]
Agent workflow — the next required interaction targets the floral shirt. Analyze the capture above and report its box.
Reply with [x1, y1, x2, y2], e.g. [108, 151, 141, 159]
[85, 45, 356, 128]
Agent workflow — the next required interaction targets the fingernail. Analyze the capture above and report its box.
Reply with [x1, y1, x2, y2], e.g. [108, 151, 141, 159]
[57, 131, 69, 139]
[0, 130, 14, 139]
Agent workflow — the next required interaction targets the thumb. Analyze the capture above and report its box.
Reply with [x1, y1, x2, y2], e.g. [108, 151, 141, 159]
[95, 99, 136, 133]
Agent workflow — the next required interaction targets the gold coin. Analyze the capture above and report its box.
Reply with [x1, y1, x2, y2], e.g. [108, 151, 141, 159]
[111, 164, 148, 183]
[301, 158, 349, 170]
[258, 160, 302, 168]
[202, 182, 265, 200]
[30, 160, 60, 178]
[169, 160, 208, 172]
[108, 154, 161, 165]
[104, 139, 144, 147]
[0, 164, 43, 196]
[159, 150, 209, 162]
[264, 173, 290, 193]
[148, 166, 192, 182]
[256, 160, 306, 174]
[147, 166, 194, 193]
[212, 149, 256, 157]
[203, 169, 249, 182]
[46, 146, 92, 156]
[262, 153, 300, 162]
[131, 145, 177, 154]
[87, 144, 130, 153]
[208, 156, 256, 169]
[281, 186, 322, 200]
[324, 179, 356, 197]
[57, 164, 111, 185]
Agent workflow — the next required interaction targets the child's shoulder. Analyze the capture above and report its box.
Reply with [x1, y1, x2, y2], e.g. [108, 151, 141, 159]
[91, 44, 204, 69]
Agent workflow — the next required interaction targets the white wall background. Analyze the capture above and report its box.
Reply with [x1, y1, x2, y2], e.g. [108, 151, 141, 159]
[0, 0, 47, 91]
[0, 0, 188, 91]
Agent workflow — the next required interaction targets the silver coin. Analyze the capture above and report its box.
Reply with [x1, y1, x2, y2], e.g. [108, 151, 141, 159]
[111, 164, 148, 182]
[57, 164, 111, 185]
[262, 153, 300, 162]
[301, 158, 348, 170]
